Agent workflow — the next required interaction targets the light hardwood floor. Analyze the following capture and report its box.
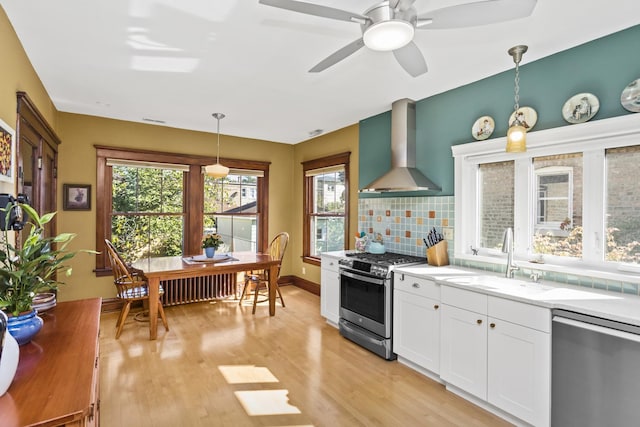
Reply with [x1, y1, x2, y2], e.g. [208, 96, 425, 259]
[99, 286, 511, 427]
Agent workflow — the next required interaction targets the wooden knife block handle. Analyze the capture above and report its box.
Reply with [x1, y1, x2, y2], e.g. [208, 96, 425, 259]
[427, 241, 449, 266]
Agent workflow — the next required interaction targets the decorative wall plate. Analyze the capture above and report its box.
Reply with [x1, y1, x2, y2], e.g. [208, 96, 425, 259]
[471, 115, 495, 140]
[562, 93, 600, 124]
[621, 78, 640, 112]
[508, 106, 537, 131]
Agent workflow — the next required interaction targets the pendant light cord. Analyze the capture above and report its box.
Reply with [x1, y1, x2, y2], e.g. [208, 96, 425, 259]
[212, 112, 225, 163]
[513, 60, 521, 114]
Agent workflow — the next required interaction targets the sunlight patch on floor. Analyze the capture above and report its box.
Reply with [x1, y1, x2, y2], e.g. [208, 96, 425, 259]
[218, 365, 279, 384]
[234, 390, 302, 416]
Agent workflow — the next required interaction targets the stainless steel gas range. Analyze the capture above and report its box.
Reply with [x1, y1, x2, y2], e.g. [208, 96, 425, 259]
[338, 251, 426, 360]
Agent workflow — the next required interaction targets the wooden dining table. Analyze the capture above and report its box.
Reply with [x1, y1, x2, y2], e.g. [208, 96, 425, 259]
[133, 252, 281, 340]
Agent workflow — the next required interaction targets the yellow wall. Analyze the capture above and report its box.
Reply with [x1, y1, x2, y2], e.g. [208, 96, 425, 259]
[291, 125, 359, 285]
[0, 7, 57, 195]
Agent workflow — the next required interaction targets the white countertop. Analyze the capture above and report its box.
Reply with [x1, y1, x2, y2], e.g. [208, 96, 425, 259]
[394, 264, 640, 327]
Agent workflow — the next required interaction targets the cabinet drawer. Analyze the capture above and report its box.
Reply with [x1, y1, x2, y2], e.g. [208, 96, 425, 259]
[394, 273, 439, 299]
[488, 296, 550, 333]
[442, 285, 487, 315]
[321, 255, 340, 273]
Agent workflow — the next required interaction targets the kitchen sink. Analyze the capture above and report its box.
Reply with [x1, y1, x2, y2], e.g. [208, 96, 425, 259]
[444, 275, 621, 301]
[445, 275, 554, 293]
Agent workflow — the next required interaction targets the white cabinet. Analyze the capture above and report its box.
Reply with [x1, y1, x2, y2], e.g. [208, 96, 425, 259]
[487, 296, 551, 427]
[440, 285, 551, 427]
[320, 254, 341, 326]
[393, 273, 440, 374]
[440, 286, 488, 400]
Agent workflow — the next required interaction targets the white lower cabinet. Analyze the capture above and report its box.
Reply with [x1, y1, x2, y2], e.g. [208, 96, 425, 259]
[439, 285, 551, 427]
[487, 296, 551, 427]
[440, 293, 488, 400]
[393, 273, 440, 373]
[320, 254, 341, 326]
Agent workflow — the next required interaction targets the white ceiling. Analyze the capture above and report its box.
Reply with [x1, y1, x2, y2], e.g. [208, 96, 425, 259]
[2, 0, 640, 144]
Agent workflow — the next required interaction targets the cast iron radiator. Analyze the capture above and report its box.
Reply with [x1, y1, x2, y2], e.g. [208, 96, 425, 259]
[160, 273, 238, 306]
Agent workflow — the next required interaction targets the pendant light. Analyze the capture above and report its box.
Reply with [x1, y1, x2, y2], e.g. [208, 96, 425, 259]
[205, 113, 229, 178]
[506, 45, 528, 153]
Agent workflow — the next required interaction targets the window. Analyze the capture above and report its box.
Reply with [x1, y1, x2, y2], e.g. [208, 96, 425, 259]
[533, 154, 582, 258]
[479, 161, 514, 250]
[302, 152, 350, 263]
[204, 171, 262, 252]
[110, 162, 186, 260]
[95, 146, 269, 274]
[452, 114, 640, 277]
[606, 146, 640, 265]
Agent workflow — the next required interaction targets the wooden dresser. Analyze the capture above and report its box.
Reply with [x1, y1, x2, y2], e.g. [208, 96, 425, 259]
[0, 298, 102, 427]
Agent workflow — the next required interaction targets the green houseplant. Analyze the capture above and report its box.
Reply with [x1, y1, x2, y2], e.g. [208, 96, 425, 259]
[0, 203, 82, 317]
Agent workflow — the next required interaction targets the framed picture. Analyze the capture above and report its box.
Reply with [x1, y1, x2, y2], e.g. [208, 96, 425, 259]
[0, 118, 16, 184]
[63, 184, 91, 210]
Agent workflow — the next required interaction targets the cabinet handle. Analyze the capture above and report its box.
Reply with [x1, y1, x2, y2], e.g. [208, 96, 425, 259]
[412, 283, 420, 288]
[477, 319, 482, 325]
[434, 304, 439, 310]
[490, 322, 496, 329]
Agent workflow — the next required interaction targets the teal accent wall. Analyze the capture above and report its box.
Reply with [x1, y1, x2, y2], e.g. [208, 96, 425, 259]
[360, 24, 640, 197]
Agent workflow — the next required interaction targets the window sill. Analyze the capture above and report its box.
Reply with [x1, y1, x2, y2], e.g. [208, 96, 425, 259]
[302, 256, 321, 267]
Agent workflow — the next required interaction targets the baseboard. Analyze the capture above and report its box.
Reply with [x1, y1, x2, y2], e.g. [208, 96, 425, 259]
[101, 297, 124, 313]
[283, 275, 320, 296]
[100, 275, 321, 312]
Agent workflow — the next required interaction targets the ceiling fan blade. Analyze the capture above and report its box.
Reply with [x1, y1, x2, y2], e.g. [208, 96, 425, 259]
[309, 38, 365, 72]
[417, 0, 537, 30]
[393, 42, 428, 77]
[259, 0, 368, 23]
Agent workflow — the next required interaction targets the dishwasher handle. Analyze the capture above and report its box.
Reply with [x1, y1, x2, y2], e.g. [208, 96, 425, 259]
[553, 316, 640, 344]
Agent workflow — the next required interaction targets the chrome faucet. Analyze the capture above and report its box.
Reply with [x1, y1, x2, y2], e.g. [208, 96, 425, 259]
[501, 227, 519, 278]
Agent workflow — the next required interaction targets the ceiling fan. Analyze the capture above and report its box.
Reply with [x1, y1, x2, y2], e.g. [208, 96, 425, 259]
[259, 0, 537, 77]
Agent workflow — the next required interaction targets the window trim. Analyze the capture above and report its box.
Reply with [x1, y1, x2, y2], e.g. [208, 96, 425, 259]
[302, 152, 350, 265]
[452, 113, 640, 281]
[95, 145, 270, 275]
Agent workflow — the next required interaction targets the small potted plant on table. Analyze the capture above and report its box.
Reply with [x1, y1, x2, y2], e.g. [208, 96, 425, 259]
[202, 233, 224, 258]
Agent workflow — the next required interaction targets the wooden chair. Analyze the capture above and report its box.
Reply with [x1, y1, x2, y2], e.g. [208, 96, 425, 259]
[239, 232, 289, 314]
[104, 239, 169, 338]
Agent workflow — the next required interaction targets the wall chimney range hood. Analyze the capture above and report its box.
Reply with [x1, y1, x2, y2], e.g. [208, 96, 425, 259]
[360, 98, 440, 193]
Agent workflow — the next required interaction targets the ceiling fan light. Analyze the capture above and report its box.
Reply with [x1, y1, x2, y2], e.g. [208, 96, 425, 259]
[205, 163, 230, 178]
[363, 20, 414, 51]
[506, 124, 527, 152]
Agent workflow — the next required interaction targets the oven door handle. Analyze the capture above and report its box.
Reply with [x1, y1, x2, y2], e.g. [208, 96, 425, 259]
[340, 269, 385, 285]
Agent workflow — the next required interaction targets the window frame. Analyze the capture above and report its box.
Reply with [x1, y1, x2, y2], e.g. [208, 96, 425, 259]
[302, 152, 350, 266]
[95, 145, 269, 275]
[452, 114, 640, 280]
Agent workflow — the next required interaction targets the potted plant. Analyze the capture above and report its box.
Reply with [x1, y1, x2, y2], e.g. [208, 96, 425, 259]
[202, 233, 224, 258]
[0, 203, 85, 344]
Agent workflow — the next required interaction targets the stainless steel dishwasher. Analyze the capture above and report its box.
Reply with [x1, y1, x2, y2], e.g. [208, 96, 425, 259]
[552, 309, 640, 427]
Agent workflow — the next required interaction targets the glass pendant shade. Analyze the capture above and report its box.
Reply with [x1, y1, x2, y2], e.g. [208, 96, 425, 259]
[363, 20, 414, 51]
[205, 112, 228, 179]
[205, 163, 229, 178]
[506, 124, 527, 152]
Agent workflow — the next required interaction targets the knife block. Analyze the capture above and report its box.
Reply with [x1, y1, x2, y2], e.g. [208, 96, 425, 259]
[427, 240, 449, 266]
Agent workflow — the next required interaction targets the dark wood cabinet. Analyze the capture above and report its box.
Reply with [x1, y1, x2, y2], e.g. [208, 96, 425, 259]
[0, 298, 102, 427]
